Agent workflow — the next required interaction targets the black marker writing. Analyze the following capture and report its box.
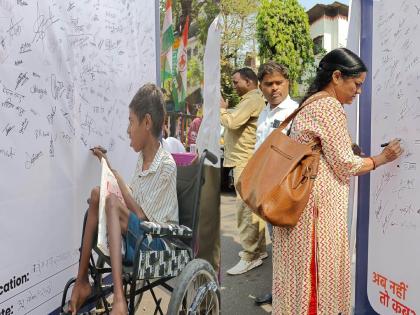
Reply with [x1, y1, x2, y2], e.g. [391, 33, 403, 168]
[3, 123, 15, 136]
[0, 147, 15, 158]
[32, 3, 59, 44]
[25, 151, 43, 169]
[15, 72, 29, 90]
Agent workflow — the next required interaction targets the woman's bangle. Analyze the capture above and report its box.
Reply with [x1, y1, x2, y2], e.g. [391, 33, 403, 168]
[368, 157, 376, 170]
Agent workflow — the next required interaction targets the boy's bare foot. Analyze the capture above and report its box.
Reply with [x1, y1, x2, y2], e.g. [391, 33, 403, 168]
[110, 298, 128, 315]
[68, 279, 92, 314]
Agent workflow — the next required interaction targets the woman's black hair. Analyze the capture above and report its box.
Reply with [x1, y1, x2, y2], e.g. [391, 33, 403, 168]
[300, 48, 368, 105]
[129, 83, 166, 138]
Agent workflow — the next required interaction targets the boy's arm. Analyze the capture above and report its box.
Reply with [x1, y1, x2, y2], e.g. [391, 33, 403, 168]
[91, 147, 148, 220]
[113, 171, 148, 220]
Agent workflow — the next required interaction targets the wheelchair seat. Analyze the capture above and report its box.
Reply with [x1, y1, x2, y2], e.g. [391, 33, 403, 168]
[60, 150, 220, 315]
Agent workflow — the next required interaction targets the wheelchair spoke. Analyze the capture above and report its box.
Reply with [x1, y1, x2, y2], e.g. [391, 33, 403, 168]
[167, 259, 219, 315]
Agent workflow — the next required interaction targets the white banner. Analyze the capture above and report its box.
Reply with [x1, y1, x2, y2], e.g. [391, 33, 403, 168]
[196, 16, 222, 167]
[0, 0, 156, 313]
[368, 1, 420, 313]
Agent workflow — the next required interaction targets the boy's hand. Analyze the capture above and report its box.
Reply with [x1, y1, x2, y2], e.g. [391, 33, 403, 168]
[90, 146, 109, 164]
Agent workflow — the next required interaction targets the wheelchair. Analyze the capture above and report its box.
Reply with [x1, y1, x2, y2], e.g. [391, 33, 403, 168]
[59, 150, 220, 315]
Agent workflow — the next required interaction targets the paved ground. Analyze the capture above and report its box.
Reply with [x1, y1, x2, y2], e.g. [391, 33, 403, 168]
[220, 192, 273, 315]
[137, 192, 273, 314]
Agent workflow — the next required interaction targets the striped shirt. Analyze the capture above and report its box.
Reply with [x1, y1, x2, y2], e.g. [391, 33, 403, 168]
[130, 145, 178, 224]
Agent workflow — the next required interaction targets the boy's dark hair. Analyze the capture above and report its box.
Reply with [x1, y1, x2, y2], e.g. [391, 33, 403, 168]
[232, 67, 258, 85]
[129, 83, 166, 138]
[257, 61, 290, 82]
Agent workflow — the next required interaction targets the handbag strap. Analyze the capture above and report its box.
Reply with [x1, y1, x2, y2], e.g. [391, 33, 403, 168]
[277, 91, 330, 132]
[277, 91, 330, 151]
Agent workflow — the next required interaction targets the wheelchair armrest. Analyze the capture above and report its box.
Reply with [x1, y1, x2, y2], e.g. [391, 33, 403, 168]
[139, 221, 193, 238]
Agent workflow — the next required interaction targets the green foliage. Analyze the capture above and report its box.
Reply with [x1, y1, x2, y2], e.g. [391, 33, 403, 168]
[187, 50, 203, 87]
[256, 0, 314, 96]
[219, 0, 260, 107]
[196, 2, 220, 44]
[160, 0, 219, 41]
[220, 0, 259, 68]
[160, 0, 259, 108]
[302, 48, 327, 91]
[221, 59, 241, 108]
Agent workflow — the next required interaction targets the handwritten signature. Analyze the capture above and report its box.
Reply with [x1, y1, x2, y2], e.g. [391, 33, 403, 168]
[0, 146, 15, 158]
[25, 151, 43, 169]
[32, 3, 59, 44]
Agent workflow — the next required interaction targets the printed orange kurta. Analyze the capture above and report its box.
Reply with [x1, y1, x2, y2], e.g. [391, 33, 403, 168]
[272, 95, 364, 315]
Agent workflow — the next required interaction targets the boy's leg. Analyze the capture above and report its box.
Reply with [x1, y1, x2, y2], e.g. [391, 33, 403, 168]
[105, 194, 130, 315]
[69, 187, 100, 313]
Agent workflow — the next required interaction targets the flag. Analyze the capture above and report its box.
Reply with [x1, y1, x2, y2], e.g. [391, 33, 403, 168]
[175, 16, 189, 111]
[161, 0, 174, 88]
[171, 37, 180, 111]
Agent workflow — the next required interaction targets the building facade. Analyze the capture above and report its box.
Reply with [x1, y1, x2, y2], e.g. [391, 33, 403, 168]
[307, 1, 349, 53]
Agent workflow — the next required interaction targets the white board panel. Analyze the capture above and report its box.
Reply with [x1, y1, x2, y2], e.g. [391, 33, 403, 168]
[0, 0, 156, 313]
[368, 0, 420, 314]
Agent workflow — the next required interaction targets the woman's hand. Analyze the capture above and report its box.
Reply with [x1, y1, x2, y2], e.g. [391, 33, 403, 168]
[374, 139, 403, 167]
[382, 139, 403, 162]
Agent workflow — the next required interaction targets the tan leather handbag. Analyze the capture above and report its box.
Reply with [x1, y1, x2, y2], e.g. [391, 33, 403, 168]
[236, 93, 325, 227]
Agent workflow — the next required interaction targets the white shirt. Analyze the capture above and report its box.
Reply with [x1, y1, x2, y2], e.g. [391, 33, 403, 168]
[130, 145, 179, 224]
[255, 95, 299, 150]
[162, 137, 186, 153]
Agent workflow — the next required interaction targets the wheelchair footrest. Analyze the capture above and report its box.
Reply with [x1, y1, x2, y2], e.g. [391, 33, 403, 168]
[137, 249, 191, 280]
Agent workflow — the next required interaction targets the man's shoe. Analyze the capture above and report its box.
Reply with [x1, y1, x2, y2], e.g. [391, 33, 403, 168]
[226, 258, 263, 275]
[239, 251, 269, 260]
[255, 293, 272, 305]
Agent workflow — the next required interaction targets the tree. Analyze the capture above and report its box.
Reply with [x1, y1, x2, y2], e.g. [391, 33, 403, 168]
[219, 0, 260, 107]
[256, 0, 314, 96]
[159, 0, 259, 108]
[159, 0, 219, 111]
[160, 0, 219, 43]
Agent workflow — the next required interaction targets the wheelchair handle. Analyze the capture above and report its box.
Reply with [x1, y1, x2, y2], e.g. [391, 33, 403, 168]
[203, 149, 218, 164]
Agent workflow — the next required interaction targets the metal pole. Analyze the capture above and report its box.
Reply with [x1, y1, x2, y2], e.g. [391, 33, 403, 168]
[355, 0, 377, 314]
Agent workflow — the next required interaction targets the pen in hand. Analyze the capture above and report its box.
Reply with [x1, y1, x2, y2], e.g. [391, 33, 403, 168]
[380, 138, 401, 147]
[90, 147, 107, 154]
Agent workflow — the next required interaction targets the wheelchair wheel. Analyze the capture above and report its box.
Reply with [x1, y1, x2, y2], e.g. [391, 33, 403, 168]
[167, 259, 220, 315]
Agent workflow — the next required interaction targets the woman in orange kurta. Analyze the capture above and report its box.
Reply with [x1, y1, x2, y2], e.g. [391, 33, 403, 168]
[271, 48, 403, 314]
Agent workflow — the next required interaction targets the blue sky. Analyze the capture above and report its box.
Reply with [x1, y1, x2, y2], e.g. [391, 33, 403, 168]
[299, 0, 350, 10]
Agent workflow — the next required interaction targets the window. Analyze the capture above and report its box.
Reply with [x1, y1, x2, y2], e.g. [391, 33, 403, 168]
[313, 36, 324, 55]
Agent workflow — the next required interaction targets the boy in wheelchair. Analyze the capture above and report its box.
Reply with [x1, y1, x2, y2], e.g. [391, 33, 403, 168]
[68, 83, 178, 315]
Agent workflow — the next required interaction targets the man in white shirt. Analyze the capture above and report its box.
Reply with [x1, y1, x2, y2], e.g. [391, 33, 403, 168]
[255, 62, 298, 151]
[254, 61, 298, 306]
